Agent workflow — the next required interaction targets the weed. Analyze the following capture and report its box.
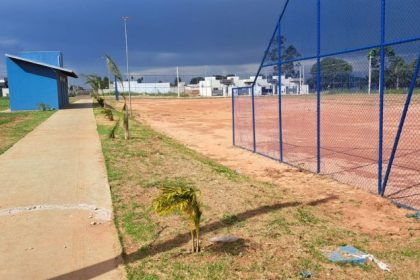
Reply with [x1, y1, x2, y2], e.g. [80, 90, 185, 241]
[102, 108, 114, 121]
[38, 103, 52, 111]
[222, 213, 239, 225]
[295, 207, 319, 225]
[267, 214, 291, 235]
[109, 119, 120, 139]
[123, 204, 157, 242]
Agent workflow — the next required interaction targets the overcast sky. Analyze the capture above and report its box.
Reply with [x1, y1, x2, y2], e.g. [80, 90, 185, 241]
[0, 0, 288, 77]
[1, 0, 419, 80]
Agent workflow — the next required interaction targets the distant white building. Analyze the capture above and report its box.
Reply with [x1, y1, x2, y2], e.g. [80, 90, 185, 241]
[198, 77, 226, 97]
[196, 75, 309, 97]
[0, 79, 8, 97]
[116, 81, 171, 94]
[114, 81, 186, 95]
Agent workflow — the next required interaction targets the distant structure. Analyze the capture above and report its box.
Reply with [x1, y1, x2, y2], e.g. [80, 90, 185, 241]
[5, 51, 77, 111]
[198, 75, 309, 97]
[115, 80, 186, 95]
[0, 78, 8, 97]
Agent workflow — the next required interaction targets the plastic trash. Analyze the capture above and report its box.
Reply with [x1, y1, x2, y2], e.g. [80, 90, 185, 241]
[209, 235, 240, 243]
[325, 246, 391, 272]
[406, 211, 420, 220]
[299, 271, 312, 278]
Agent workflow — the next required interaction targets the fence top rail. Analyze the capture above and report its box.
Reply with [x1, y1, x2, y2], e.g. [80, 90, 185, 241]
[233, 86, 253, 90]
[260, 36, 420, 70]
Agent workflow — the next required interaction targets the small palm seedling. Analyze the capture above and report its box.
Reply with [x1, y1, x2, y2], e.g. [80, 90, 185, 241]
[122, 94, 129, 140]
[105, 54, 124, 85]
[102, 108, 114, 121]
[152, 181, 202, 253]
[109, 119, 120, 139]
[104, 54, 130, 140]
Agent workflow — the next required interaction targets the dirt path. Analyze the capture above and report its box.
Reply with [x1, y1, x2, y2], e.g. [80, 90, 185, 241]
[0, 100, 124, 279]
[121, 98, 418, 237]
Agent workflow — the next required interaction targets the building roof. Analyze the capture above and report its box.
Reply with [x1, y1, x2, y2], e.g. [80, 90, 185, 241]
[5, 54, 78, 78]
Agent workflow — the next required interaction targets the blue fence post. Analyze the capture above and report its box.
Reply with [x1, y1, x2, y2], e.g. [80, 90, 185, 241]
[378, 0, 386, 194]
[114, 76, 119, 101]
[316, 0, 321, 173]
[232, 89, 236, 146]
[251, 87, 256, 152]
[381, 54, 420, 196]
[277, 21, 283, 162]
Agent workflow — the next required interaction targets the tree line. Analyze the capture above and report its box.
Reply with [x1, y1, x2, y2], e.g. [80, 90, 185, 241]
[307, 47, 420, 91]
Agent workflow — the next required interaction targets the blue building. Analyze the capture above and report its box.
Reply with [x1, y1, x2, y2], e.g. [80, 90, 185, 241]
[5, 51, 78, 111]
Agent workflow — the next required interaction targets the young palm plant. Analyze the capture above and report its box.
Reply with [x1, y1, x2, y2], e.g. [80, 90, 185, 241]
[85, 75, 105, 106]
[121, 94, 130, 140]
[105, 54, 124, 85]
[105, 54, 129, 140]
[152, 181, 202, 253]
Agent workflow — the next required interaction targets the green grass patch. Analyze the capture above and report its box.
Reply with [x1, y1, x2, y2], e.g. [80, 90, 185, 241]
[123, 204, 157, 242]
[0, 97, 9, 111]
[295, 207, 320, 225]
[0, 111, 54, 154]
[221, 213, 239, 225]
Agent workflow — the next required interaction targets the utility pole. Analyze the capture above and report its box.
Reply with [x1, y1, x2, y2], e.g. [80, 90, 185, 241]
[368, 54, 372, 95]
[176, 66, 180, 98]
[122, 16, 132, 115]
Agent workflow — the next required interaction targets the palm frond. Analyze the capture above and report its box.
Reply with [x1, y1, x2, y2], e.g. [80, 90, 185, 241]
[84, 74, 102, 92]
[105, 54, 123, 83]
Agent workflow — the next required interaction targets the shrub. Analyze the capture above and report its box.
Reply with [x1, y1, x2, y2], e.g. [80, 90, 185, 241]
[102, 108, 114, 121]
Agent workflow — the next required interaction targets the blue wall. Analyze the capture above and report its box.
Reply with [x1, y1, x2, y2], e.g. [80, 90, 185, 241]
[7, 58, 60, 111]
[19, 51, 63, 67]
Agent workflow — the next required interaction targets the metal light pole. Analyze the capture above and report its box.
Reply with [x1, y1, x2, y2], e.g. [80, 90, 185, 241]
[368, 54, 372, 95]
[176, 66, 180, 98]
[122, 16, 132, 115]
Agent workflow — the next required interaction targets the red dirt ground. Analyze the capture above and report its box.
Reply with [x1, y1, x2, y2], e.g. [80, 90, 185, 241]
[234, 94, 420, 209]
[123, 97, 418, 236]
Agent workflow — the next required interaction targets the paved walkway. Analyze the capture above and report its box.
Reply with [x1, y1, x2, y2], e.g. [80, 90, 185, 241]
[0, 100, 124, 279]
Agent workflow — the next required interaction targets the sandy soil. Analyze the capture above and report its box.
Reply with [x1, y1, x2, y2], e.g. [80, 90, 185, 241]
[111, 97, 420, 238]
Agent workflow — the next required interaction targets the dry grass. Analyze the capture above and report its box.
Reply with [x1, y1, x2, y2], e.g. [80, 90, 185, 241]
[94, 106, 419, 280]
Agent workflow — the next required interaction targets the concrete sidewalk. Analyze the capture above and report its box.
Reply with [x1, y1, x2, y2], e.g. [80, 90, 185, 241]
[0, 100, 124, 279]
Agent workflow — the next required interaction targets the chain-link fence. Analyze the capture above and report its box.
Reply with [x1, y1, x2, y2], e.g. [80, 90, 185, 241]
[233, 0, 420, 210]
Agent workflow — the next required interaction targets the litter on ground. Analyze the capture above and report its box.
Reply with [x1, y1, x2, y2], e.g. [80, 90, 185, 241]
[325, 246, 391, 272]
[406, 211, 420, 220]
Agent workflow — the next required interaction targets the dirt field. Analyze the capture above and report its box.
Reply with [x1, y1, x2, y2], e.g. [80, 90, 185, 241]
[234, 94, 420, 209]
[115, 96, 419, 230]
[102, 97, 420, 278]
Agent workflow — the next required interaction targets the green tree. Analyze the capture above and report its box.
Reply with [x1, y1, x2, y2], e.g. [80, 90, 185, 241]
[408, 59, 420, 87]
[100, 77, 109, 89]
[268, 35, 301, 78]
[387, 56, 411, 89]
[190, 77, 204, 84]
[173, 77, 182, 86]
[85, 75, 102, 93]
[368, 47, 396, 87]
[153, 181, 202, 253]
[309, 57, 353, 90]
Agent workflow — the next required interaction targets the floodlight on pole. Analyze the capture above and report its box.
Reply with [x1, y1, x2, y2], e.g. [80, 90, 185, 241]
[122, 16, 132, 116]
